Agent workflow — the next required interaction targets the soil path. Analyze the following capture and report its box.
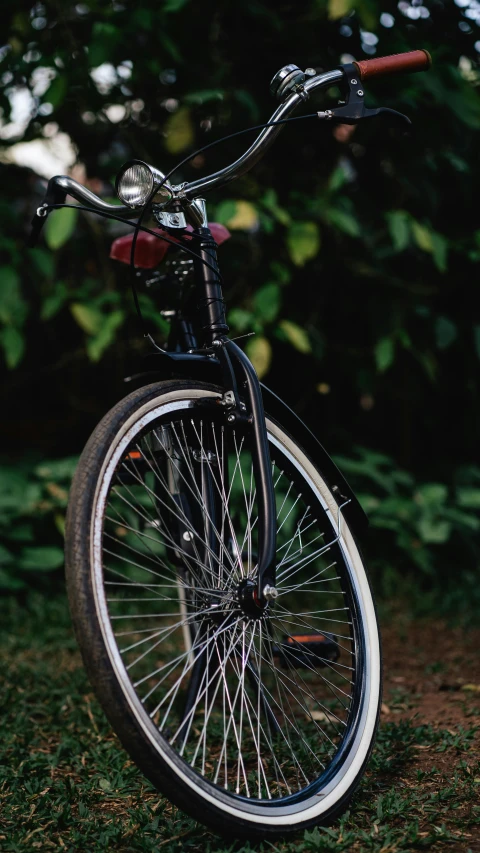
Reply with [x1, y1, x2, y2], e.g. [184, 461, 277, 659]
[380, 617, 480, 851]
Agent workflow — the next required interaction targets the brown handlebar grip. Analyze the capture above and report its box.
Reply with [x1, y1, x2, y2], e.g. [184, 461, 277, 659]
[353, 50, 432, 82]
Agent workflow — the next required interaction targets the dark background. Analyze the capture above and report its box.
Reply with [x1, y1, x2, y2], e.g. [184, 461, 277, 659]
[1, 0, 479, 616]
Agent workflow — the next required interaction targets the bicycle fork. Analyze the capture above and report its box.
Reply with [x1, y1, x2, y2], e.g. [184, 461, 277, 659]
[191, 226, 277, 603]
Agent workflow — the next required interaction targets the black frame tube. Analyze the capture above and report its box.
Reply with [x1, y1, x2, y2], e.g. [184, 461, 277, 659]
[188, 227, 277, 596]
[191, 228, 229, 343]
[224, 339, 277, 595]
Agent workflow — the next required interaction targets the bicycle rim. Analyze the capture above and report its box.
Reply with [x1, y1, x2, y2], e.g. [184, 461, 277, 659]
[89, 389, 379, 823]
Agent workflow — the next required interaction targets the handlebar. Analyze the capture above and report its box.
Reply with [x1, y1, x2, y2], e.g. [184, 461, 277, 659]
[183, 50, 431, 199]
[28, 174, 138, 247]
[29, 50, 431, 245]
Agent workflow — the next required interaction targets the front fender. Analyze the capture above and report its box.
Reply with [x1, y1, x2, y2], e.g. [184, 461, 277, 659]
[125, 360, 368, 538]
[260, 384, 368, 537]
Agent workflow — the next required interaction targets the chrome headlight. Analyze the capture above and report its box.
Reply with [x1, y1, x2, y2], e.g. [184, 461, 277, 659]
[116, 160, 173, 209]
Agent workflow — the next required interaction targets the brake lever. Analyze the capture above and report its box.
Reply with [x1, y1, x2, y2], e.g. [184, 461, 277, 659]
[317, 63, 411, 127]
[361, 106, 411, 125]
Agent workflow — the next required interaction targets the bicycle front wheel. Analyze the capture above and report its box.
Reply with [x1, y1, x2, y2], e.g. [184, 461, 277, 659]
[65, 380, 381, 840]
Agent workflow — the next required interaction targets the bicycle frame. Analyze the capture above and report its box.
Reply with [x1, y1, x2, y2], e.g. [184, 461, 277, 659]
[133, 219, 368, 603]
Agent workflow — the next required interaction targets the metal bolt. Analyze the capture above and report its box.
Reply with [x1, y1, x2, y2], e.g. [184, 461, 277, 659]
[183, 531, 193, 541]
[227, 414, 235, 423]
[170, 214, 180, 225]
[357, 89, 364, 97]
[305, 67, 316, 77]
[263, 584, 278, 601]
[212, 339, 222, 347]
[351, 78, 357, 85]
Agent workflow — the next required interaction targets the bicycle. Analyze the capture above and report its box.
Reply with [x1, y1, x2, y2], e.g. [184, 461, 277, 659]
[29, 49, 432, 840]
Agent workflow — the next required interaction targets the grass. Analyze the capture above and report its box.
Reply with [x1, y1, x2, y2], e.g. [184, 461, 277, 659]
[1, 592, 479, 852]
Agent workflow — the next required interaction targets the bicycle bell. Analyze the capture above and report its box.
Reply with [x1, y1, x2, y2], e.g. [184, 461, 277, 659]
[270, 64, 315, 100]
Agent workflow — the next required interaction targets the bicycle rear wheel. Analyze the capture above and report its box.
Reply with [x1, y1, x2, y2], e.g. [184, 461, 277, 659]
[65, 380, 381, 839]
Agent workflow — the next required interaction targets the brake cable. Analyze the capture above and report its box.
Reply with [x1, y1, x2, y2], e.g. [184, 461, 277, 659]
[40, 202, 225, 277]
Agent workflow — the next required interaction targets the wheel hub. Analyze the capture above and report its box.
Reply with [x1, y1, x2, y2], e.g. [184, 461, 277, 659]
[237, 578, 268, 619]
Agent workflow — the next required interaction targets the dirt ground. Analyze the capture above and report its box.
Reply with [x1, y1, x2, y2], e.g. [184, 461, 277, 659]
[380, 616, 480, 851]
[382, 618, 480, 725]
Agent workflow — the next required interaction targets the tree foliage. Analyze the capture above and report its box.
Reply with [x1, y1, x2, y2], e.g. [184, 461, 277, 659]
[0, 0, 479, 603]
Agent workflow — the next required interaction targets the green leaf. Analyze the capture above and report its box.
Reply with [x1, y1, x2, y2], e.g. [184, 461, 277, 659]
[215, 200, 238, 225]
[227, 308, 253, 332]
[270, 261, 291, 286]
[415, 349, 437, 382]
[328, 0, 355, 18]
[0, 326, 25, 369]
[411, 221, 433, 253]
[386, 210, 410, 252]
[415, 483, 448, 506]
[327, 209, 360, 238]
[41, 283, 68, 321]
[88, 22, 119, 67]
[328, 165, 348, 193]
[0, 567, 25, 591]
[28, 248, 55, 279]
[245, 336, 272, 379]
[287, 221, 320, 266]
[253, 284, 281, 324]
[86, 310, 125, 362]
[183, 89, 224, 105]
[374, 337, 395, 373]
[0, 544, 14, 566]
[457, 488, 480, 509]
[397, 328, 412, 350]
[431, 232, 448, 273]
[279, 320, 311, 354]
[417, 518, 451, 544]
[70, 303, 103, 336]
[19, 546, 64, 571]
[216, 200, 258, 231]
[261, 189, 291, 226]
[448, 77, 480, 129]
[0, 467, 37, 514]
[164, 106, 194, 154]
[43, 74, 68, 108]
[35, 457, 78, 480]
[443, 507, 480, 530]
[435, 316, 457, 350]
[0, 266, 23, 325]
[44, 207, 78, 250]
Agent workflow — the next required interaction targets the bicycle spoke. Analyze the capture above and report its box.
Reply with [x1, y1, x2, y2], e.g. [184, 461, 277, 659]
[94, 407, 368, 804]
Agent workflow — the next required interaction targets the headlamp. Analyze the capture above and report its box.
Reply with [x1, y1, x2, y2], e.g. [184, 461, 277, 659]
[116, 160, 173, 209]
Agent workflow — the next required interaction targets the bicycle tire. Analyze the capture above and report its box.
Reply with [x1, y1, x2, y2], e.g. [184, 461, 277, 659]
[65, 379, 381, 840]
